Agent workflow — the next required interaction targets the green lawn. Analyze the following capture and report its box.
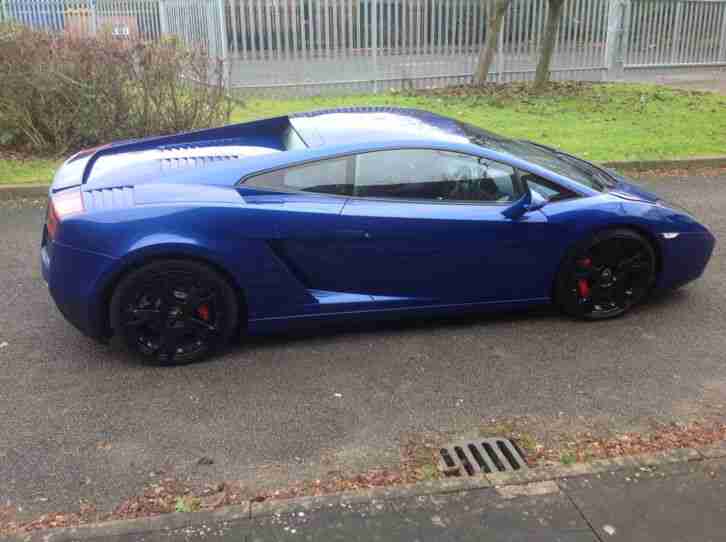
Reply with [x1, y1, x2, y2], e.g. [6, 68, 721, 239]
[0, 157, 59, 185]
[3, 82, 725, 185]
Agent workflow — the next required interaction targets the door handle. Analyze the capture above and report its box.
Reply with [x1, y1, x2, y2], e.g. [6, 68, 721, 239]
[334, 230, 372, 240]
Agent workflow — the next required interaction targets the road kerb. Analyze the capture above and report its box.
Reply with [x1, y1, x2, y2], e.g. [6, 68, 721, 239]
[9, 444, 721, 542]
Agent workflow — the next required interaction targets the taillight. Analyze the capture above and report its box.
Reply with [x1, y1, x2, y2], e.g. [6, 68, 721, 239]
[46, 202, 59, 240]
[46, 191, 84, 240]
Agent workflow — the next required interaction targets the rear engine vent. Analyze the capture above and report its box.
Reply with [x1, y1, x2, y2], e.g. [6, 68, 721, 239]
[159, 147, 242, 171]
[83, 186, 135, 211]
[439, 438, 527, 476]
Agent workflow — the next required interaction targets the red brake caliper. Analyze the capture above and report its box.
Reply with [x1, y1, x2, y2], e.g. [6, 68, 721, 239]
[577, 258, 592, 298]
[196, 304, 210, 321]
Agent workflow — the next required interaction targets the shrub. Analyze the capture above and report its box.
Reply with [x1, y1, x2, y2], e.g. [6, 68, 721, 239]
[0, 23, 231, 155]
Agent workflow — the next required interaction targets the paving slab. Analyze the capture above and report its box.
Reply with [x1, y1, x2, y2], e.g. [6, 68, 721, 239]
[557, 458, 726, 542]
[84, 487, 597, 542]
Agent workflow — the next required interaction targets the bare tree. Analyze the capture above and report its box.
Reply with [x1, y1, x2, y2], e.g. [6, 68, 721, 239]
[474, 0, 512, 85]
[534, 0, 566, 90]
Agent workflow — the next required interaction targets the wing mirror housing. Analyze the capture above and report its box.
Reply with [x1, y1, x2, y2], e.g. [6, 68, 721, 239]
[502, 189, 548, 220]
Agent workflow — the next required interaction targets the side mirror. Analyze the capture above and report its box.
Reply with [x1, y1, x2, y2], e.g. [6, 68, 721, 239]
[501, 189, 547, 220]
[528, 189, 548, 212]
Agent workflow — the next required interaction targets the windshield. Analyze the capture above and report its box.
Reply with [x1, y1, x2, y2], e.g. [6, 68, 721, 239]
[460, 122, 614, 192]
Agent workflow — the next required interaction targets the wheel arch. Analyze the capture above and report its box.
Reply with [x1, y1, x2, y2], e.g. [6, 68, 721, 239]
[96, 243, 248, 339]
[551, 223, 663, 303]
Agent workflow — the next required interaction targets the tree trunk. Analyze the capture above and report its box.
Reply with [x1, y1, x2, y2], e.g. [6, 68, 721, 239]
[534, 0, 566, 90]
[473, 0, 511, 85]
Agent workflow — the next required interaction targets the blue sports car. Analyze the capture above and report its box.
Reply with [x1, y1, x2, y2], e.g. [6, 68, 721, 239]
[41, 107, 716, 365]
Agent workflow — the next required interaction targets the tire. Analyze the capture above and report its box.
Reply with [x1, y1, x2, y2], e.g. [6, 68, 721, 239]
[556, 229, 657, 320]
[110, 259, 239, 365]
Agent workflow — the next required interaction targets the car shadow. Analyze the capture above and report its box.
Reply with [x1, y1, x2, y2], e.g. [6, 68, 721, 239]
[240, 303, 560, 351]
[110, 286, 695, 368]
[237, 286, 695, 354]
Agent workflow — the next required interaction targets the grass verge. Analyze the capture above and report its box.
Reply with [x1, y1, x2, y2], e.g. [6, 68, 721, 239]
[3, 82, 725, 186]
[0, 155, 59, 185]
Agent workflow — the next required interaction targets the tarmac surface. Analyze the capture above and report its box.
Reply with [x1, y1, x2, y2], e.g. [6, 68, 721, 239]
[0, 172, 724, 521]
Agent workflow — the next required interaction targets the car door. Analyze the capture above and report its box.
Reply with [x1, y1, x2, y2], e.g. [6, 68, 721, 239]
[242, 155, 359, 295]
[334, 149, 554, 304]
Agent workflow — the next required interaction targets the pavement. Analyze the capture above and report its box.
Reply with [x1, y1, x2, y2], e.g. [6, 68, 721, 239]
[1, 171, 725, 527]
[31, 454, 726, 541]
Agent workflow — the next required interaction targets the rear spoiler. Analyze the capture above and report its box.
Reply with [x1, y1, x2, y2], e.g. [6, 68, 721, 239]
[79, 116, 289, 186]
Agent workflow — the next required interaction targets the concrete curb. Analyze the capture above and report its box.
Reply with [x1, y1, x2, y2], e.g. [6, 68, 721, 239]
[9, 443, 726, 542]
[603, 156, 726, 172]
[1, 156, 726, 201]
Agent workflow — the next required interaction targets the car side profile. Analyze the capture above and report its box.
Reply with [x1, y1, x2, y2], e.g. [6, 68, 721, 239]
[41, 107, 716, 364]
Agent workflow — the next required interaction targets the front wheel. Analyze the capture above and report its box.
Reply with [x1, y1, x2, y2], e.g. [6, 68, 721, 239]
[556, 229, 657, 320]
[110, 260, 239, 365]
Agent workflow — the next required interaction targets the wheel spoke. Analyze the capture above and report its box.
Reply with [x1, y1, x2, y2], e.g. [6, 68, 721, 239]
[618, 251, 650, 274]
[157, 327, 185, 359]
[188, 318, 217, 334]
[125, 309, 163, 329]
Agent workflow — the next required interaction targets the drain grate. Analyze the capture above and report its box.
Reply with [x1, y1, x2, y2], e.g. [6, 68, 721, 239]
[438, 438, 527, 476]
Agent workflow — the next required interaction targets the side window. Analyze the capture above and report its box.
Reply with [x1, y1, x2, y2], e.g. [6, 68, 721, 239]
[353, 149, 520, 203]
[245, 156, 352, 196]
[520, 172, 575, 202]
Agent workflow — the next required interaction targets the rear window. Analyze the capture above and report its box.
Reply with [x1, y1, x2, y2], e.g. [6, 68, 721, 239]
[246, 156, 351, 196]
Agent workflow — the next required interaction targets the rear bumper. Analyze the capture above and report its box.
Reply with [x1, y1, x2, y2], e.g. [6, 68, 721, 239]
[656, 231, 716, 290]
[42, 240, 118, 340]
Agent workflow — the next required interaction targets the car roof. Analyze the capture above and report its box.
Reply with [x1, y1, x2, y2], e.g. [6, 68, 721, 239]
[289, 107, 472, 147]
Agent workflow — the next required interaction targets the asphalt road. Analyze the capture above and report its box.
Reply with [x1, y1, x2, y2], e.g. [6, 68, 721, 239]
[1, 172, 725, 520]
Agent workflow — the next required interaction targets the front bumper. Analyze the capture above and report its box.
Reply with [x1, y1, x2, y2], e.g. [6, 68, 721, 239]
[656, 231, 716, 291]
[42, 240, 118, 340]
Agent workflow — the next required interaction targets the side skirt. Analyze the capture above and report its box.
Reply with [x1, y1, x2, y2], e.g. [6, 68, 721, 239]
[246, 297, 551, 335]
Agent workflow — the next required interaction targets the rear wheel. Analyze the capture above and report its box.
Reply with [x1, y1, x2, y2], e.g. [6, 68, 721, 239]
[557, 229, 657, 320]
[110, 260, 239, 365]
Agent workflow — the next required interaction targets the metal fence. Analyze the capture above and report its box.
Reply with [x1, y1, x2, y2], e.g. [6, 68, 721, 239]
[1, 0, 163, 39]
[624, 0, 726, 67]
[2, 0, 726, 95]
[220, 0, 611, 93]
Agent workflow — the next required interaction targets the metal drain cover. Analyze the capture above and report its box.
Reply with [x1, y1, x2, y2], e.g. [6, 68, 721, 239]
[439, 437, 527, 476]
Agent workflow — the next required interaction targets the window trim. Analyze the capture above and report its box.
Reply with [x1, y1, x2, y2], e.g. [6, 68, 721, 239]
[240, 146, 580, 207]
[520, 172, 578, 203]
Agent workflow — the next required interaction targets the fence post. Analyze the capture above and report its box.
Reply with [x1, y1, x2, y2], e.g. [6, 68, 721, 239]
[604, 0, 626, 80]
[90, 0, 99, 36]
[205, 0, 217, 57]
[372, 0, 379, 93]
[159, 0, 168, 35]
[217, 0, 229, 64]
[217, 0, 229, 88]
[719, 4, 726, 62]
[496, 0, 504, 83]
[671, 1, 683, 64]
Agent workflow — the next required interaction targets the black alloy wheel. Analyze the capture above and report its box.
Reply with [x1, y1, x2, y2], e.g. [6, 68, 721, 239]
[111, 260, 239, 365]
[558, 229, 657, 320]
